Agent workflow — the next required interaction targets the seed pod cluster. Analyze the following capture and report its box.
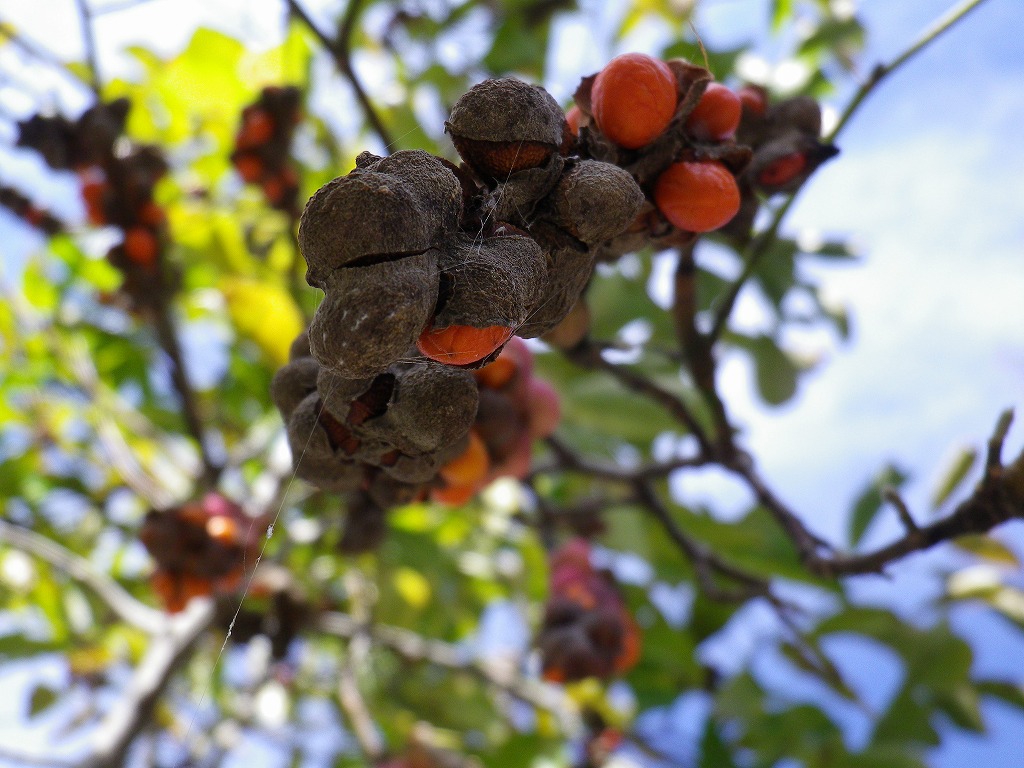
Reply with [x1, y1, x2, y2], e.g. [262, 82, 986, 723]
[18, 99, 174, 309]
[272, 330, 480, 550]
[140, 493, 258, 613]
[536, 538, 641, 683]
[432, 337, 561, 505]
[298, 80, 646, 379]
[272, 332, 561, 545]
[231, 85, 303, 212]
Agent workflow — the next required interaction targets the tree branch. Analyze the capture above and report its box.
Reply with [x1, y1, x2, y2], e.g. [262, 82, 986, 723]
[74, 0, 102, 95]
[566, 339, 713, 456]
[709, 0, 990, 342]
[150, 294, 221, 489]
[285, 0, 395, 150]
[0, 519, 166, 634]
[84, 600, 216, 768]
[315, 611, 582, 736]
[631, 479, 775, 604]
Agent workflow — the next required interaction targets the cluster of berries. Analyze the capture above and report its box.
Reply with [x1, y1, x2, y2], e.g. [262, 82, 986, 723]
[0, 185, 62, 235]
[536, 539, 640, 683]
[17, 98, 172, 306]
[230, 86, 302, 213]
[271, 331, 560, 550]
[139, 493, 257, 613]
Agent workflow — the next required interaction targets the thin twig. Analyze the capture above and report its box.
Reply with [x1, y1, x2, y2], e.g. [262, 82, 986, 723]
[631, 480, 773, 604]
[285, 0, 395, 150]
[74, 0, 103, 95]
[150, 295, 221, 488]
[825, 0, 990, 143]
[709, 0, 990, 342]
[883, 486, 918, 533]
[338, 661, 386, 761]
[566, 340, 713, 456]
[0, 519, 166, 634]
[540, 435, 708, 482]
[315, 612, 582, 736]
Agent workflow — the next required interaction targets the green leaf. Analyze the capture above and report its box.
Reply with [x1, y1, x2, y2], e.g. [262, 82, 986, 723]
[27, 685, 59, 718]
[953, 535, 1019, 567]
[699, 717, 738, 768]
[930, 447, 977, 510]
[847, 464, 909, 546]
[730, 334, 800, 406]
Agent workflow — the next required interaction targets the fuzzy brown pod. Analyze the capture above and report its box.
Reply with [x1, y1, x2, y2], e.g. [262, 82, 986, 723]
[299, 152, 457, 287]
[484, 154, 566, 225]
[285, 394, 364, 493]
[541, 298, 591, 350]
[309, 252, 440, 379]
[432, 230, 545, 332]
[447, 78, 567, 181]
[356, 150, 464, 235]
[516, 246, 596, 339]
[542, 159, 645, 247]
[354, 361, 479, 456]
[270, 355, 320, 418]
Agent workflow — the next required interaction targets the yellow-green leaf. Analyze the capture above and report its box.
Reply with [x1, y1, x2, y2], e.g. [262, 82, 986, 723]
[221, 277, 303, 367]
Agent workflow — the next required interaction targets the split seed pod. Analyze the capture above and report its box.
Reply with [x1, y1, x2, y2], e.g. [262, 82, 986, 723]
[285, 394, 364, 493]
[432, 229, 546, 332]
[298, 150, 459, 287]
[447, 78, 567, 181]
[309, 252, 440, 379]
[354, 361, 480, 456]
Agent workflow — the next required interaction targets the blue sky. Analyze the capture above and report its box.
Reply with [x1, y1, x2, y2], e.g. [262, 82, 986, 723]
[1, 0, 1023, 765]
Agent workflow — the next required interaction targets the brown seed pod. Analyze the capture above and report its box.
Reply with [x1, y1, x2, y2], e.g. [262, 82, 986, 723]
[542, 297, 591, 350]
[309, 252, 440, 379]
[299, 151, 457, 287]
[357, 150, 463, 235]
[285, 394, 364, 493]
[270, 355, 320, 418]
[544, 160, 645, 247]
[447, 78, 567, 181]
[474, 388, 524, 463]
[433, 231, 545, 331]
[768, 96, 823, 137]
[355, 361, 479, 456]
[316, 367, 378, 419]
[516, 246, 596, 339]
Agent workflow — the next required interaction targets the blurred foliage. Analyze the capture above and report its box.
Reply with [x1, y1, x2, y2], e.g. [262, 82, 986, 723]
[0, 1, 1021, 767]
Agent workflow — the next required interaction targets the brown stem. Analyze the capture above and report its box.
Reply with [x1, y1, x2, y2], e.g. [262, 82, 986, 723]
[150, 295, 221, 488]
[74, 0, 102, 95]
[632, 480, 773, 604]
[566, 339, 713, 456]
[285, 0, 395, 150]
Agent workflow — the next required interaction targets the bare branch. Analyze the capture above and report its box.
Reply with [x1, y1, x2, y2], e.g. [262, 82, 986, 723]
[285, 0, 395, 150]
[150, 294, 221, 488]
[632, 480, 774, 604]
[883, 486, 918, 533]
[0, 519, 166, 634]
[84, 600, 216, 768]
[74, 0, 102, 95]
[540, 434, 709, 482]
[566, 339, 713, 456]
